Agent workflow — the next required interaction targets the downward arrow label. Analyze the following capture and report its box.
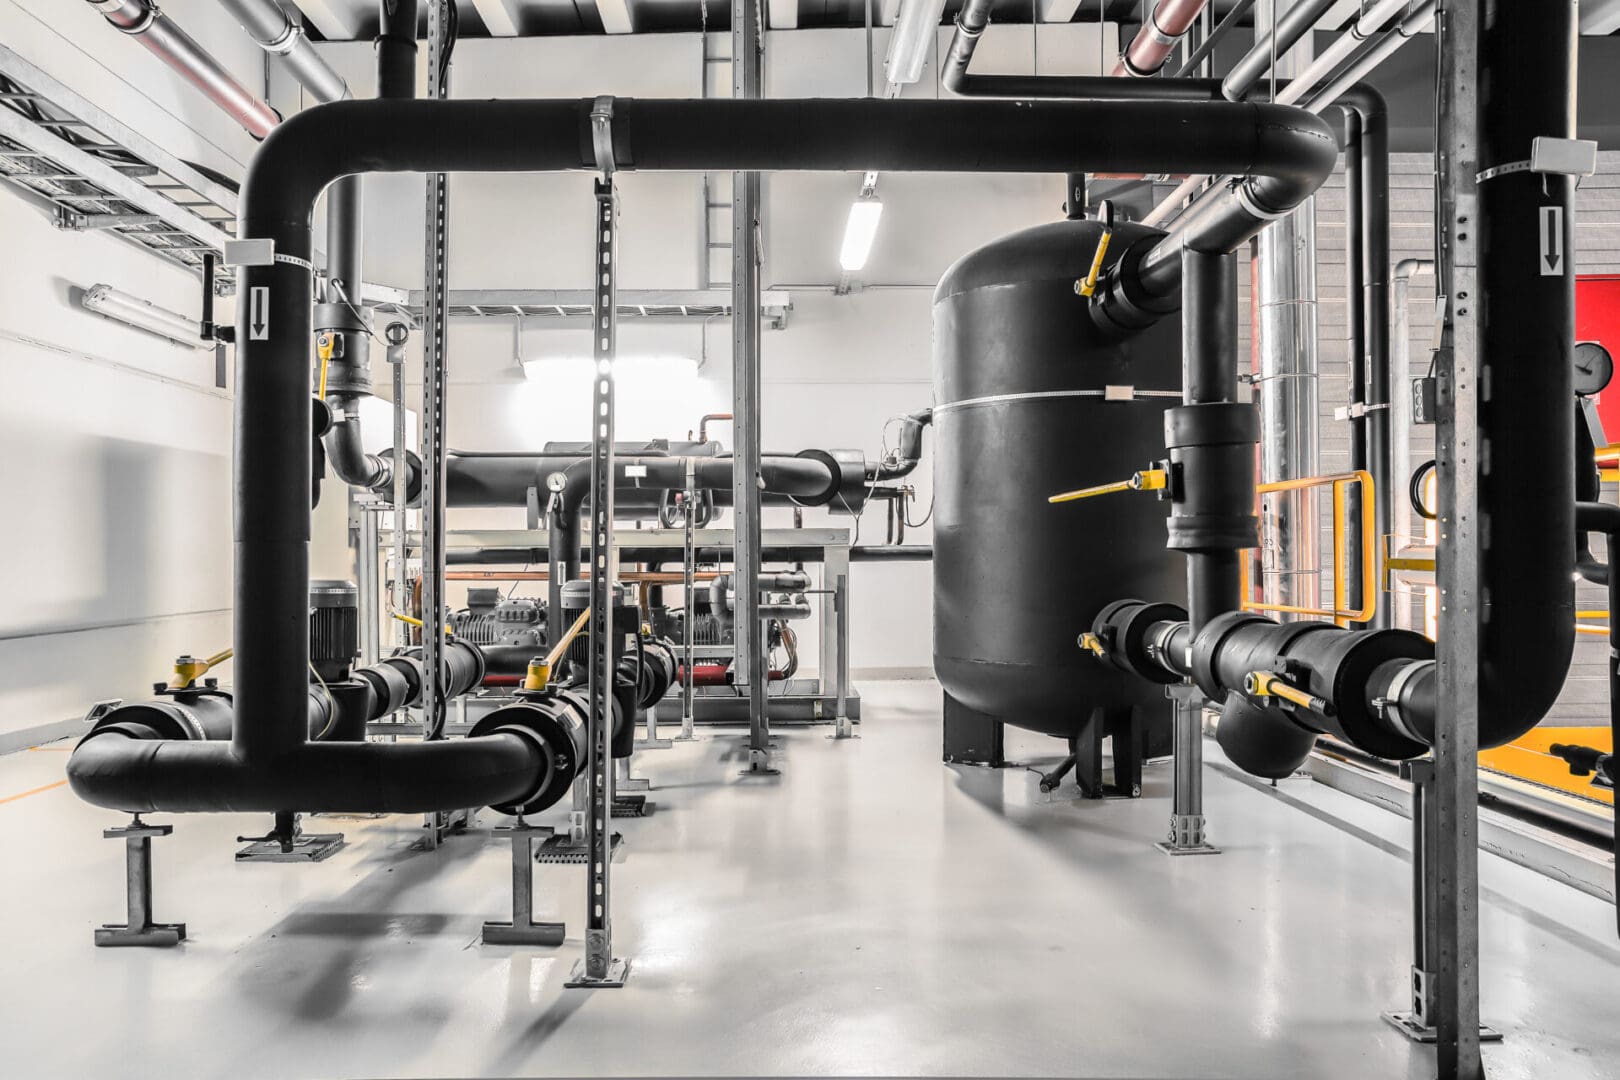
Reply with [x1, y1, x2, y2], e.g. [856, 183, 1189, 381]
[1540, 205, 1565, 276]
[249, 285, 270, 340]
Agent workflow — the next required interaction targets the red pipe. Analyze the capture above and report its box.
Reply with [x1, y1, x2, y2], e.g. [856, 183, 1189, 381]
[677, 663, 787, 685]
[1113, 0, 1211, 78]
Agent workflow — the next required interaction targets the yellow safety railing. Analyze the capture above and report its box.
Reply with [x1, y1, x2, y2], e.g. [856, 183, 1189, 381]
[1241, 470, 1376, 626]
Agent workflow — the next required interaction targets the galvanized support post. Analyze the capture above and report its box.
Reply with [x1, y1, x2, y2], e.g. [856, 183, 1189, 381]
[677, 458, 697, 741]
[386, 321, 411, 654]
[831, 571, 854, 739]
[732, 0, 772, 774]
[567, 105, 629, 987]
[418, 0, 452, 744]
[1421, 3, 1484, 1074]
[355, 501, 380, 667]
[1157, 683, 1219, 855]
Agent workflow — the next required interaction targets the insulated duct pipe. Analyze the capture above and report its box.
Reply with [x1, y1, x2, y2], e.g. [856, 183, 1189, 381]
[85, 0, 279, 137]
[65, 95, 1334, 816]
[1114, 0, 1213, 79]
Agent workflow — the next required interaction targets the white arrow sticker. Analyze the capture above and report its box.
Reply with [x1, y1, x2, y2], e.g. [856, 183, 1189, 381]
[249, 285, 270, 340]
[1540, 205, 1565, 276]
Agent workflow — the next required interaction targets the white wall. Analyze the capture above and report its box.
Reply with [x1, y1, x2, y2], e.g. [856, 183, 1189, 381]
[0, 0, 262, 741]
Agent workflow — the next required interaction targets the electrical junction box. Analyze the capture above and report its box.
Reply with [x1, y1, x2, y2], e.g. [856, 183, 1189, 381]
[1412, 376, 1439, 425]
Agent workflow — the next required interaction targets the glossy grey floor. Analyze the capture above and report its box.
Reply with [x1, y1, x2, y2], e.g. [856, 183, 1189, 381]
[3, 679, 1617, 1079]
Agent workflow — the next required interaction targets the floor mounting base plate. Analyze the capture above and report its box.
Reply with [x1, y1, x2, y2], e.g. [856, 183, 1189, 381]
[565, 957, 630, 988]
[1380, 1012, 1503, 1044]
[234, 833, 345, 862]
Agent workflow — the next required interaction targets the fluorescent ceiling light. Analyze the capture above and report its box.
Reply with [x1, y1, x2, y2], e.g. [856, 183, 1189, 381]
[885, 0, 949, 85]
[80, 284, 208, 349]
[839, 197, 884, 273]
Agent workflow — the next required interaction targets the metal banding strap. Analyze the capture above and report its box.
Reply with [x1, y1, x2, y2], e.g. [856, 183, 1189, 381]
[273, 252, 315, 272]
[1380, 660, 1430, 744]
[1236, 181, 1289, 222]
[263, 21, 305, 55]
[934, 387, 1182, 415]
[590, 96, 616, 179]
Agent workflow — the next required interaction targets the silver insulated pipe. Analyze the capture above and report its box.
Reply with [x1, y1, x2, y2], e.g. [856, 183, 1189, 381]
[86, 0, 279, 138]
[1252, 0, 1321, 619]
[219, 0, 350, 104]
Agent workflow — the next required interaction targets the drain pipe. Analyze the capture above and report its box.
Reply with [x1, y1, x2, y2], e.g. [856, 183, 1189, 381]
[85, 0, 279, 137]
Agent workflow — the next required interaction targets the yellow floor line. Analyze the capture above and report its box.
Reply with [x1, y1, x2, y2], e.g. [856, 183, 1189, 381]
[0, 779, 68, 806]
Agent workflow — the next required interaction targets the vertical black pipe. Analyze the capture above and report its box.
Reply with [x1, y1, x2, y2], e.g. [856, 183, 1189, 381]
[1064, 173, 1087, 219]
[548, 511, 580, 643]
[233, 256, 314, 763]
[1341, 106, 1366, 623]
[1358, 91, 1391, 629]
[377, 0, 419, 99]
[1181, 248, 1244, 635]
[1470, 0, 1577, 737]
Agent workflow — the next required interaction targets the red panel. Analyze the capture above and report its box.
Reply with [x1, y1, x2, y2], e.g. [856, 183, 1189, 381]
[1578, 275, 1620, 441]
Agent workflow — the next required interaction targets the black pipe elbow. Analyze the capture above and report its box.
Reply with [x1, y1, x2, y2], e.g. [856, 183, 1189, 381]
[874, 408, 933, 481]
[1214, 689, 1320, 779]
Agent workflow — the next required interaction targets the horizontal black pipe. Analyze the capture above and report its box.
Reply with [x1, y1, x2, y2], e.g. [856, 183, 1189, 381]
[67, 734, 544, 814]
[850, 545, 933, 561]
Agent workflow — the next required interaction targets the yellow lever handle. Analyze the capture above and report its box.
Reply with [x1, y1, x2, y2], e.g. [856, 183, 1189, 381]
[1074, 199, 1116, 299]
[1049, 468, 1168, 504]
[1245, 670, 1334, 716]
[1078, 632, 1105, 657]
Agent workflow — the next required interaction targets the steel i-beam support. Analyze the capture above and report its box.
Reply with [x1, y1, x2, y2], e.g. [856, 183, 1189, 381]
[482, 820, 565, 946]
[95, 817, 185, 947]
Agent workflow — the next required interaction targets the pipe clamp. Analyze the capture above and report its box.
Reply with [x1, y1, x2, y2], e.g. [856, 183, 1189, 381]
[590, 96, 616, 178]
[262, 21, 305, 56]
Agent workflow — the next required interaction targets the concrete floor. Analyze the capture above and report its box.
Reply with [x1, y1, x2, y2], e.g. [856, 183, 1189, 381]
[3, 679, 1617, 1079]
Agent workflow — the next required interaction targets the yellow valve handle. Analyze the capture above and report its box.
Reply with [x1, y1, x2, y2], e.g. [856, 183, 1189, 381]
[1245, 670, 1334, 716]
[316, 333, 335, 399]
[167, 647, 234, 690]
[1074, 199, 1116, 299]
[1078, 632, 1106, 657]
[1049, 468, 1168, 504]
[523, 658, 552, 691]
[391, 612, 454, 636]
[1075, 230, 1113, 298]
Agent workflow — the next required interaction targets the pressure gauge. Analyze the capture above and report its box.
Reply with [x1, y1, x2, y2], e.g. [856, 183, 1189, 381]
[1573, 341, 1614, 397]
[546, 472, 568, 493]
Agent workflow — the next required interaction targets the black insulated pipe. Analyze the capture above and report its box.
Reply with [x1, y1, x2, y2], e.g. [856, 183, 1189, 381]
[377, 0, 419, 99]
[66, 95, 1336, 816]
[1174, 249, 1254, 635]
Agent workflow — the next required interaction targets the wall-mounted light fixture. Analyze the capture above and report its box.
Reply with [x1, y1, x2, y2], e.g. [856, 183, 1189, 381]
[80, 284, 209, 349]
[839, 194, 884, 273]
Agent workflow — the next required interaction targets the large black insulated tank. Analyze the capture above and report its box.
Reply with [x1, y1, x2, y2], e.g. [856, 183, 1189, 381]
[933, 218, 1186, 746]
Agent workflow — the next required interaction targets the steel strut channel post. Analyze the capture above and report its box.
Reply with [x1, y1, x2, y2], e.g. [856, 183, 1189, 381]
[732, 0, 772, 774]
[1382, 1, 1486, 1073]
[387, 322, 411, 655]
[678, 458, 697, 740]
[567, 102, 628, 988]
[416, 0, 457, 848]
